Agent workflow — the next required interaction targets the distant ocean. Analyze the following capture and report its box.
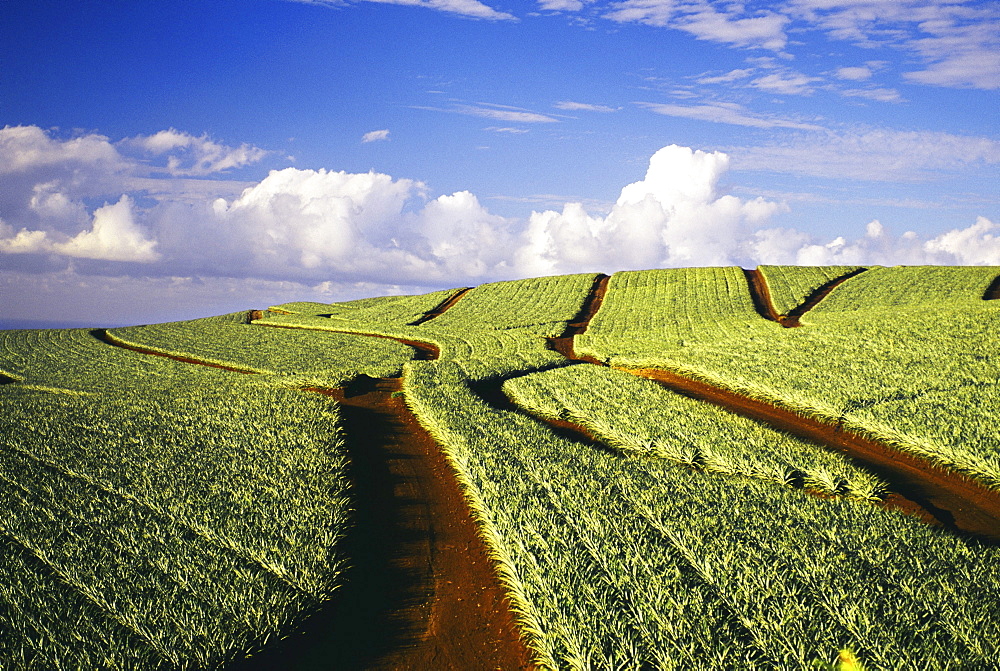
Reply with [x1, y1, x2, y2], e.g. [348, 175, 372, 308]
[0, 319, 130, 330]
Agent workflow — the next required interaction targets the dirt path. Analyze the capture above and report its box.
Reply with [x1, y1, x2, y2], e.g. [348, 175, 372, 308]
[92, 321, 534, 670]
[781, 268, 867, 326]
[92, 329, 258, 374]
[744, 267, 866, 327]
[985, 274, 1000, 300]
[543, 272, 1000, 543]
[239, 379, 534, 671]
[409, 288, 471, 326]
[547, 273, 609, 360]
[622, 367, 1000, 541]
[743, 269, 782, 323]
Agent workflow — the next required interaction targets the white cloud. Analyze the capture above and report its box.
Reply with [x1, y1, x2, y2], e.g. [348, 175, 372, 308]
[553, 101, 620, 112]
[788, 0, 1000, 90]
[3, 125, 998, 312]
[754, 216, 1000, 266]
[362, 129, 391, 143]
[127, 129, 268, 176]
[485, 126, 530, 133]
[637, 101, 825, 130]
[0, 125, 123, 176]
[458, 104, 560, 123]
[730, 128, 1000, 181]
[604, 0, 789, 51]
[537, 0, 588, 10]
[0, 195, 160, 262]
[287, 0, 515, 19]
[414, 102, 560, 123]
[697, 68, 754, 84]
[516, 145, 787, 274]
[751, 71, 819, 95]
[837, 86, 903, 102]
[836, 66, 873, 81]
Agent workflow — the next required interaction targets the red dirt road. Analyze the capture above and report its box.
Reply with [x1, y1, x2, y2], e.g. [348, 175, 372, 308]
[626, 366, 1000, 542]
[239, 379, 534, 670]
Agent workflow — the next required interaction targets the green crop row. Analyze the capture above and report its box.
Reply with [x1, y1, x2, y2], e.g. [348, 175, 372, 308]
[108, 311, 416, 387]
[576, 267, 783, 362]
[757, 265, 863, 316]
[272, 287, 462, 324]
[503, 364, 887, 500]
[257, 273, 598, 380]
[403, 359, 1000, 670]
[579, 265, 1000, 492]
[810, 266, 1000, 313]
[0, 328, 351, 669]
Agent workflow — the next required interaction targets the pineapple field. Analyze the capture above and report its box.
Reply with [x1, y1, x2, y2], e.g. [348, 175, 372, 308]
[2, 265, 1000, 670]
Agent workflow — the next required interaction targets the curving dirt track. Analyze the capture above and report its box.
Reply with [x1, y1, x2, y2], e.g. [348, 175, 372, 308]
[547, 273, 609, 361]
[553, 270, 1000, 543]
[91, 317, 533, 670]
[623, 367, 1000, 541]
[985, 274, 1000, 300]
[781, 268, 866, 326]
[744, 267, 867, 327]
[408, 288, 471, 326]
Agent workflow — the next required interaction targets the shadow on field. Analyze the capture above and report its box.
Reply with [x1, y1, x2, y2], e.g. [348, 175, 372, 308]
[232, 386, 432, 671]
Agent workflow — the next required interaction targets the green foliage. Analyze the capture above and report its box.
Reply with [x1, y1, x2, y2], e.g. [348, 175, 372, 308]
[272, 287, 463, 324]
[580, 265, 1000, 492]
[503, 364, 887, 500]
[7, 266, 1000, 669]
[0, 329, 350, 669]
[757, 265, 863, 316]
[811, 265, 999, 312]
[109, 311, 416, 386]
[404, 359, 1000, 670]
[576, 267, 782, 363]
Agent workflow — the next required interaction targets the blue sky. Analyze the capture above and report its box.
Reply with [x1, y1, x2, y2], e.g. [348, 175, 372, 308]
[1, 0, 998, 326]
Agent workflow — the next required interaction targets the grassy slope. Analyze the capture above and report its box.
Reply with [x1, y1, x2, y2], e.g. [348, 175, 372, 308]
[5, 267, 1000, 669]
[0, 327, 355, 669]
[579, 265, 1000, 491]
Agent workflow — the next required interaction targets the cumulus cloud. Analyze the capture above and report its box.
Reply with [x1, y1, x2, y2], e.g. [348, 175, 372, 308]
[753, 217, 1000, 266]
[0, 195, 159, 262]
[516, 145, 787, 274]
[3, 125, 998, 316]
[127, 129, 268, 176]
[362, 129, 391, 143]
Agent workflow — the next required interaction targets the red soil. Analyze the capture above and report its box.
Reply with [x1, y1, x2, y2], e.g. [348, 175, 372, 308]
[547, 273, 609, 360]
[92, 329, 257, 374]
[542, 270, 1000, 542]
[781, 268, 867, 325]
[408, 288, 471, 326]
[744, 267, 867, 327]
[624, 366, 1000, 542]
[93, 321, 535, 669]
[252, 321, 441, 360]
[743, 269, 782, 323]
[240, 379, 534, 671]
